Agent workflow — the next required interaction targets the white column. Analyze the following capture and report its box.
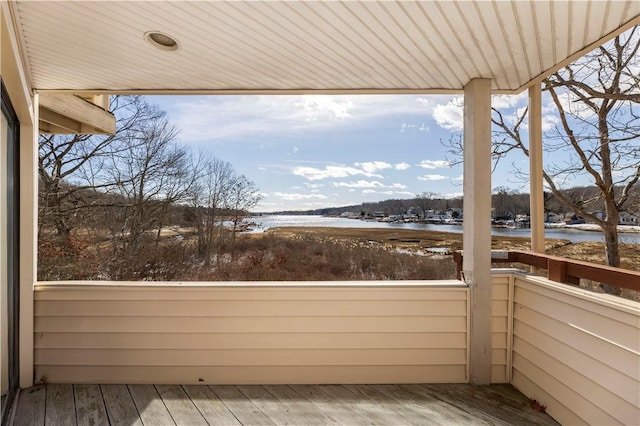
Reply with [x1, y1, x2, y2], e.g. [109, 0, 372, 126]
[463, 78, 492, 385]
[529, 85, 545, 253]
[19, 91, 37, 388]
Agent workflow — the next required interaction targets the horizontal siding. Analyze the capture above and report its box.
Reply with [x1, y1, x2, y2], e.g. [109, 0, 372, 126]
[512, 275, 640, 426]
[35, 332, 467, 350]
[491, 274, 511, 383]
[31, 365, 465, 385]
[35, 283, 469, 385]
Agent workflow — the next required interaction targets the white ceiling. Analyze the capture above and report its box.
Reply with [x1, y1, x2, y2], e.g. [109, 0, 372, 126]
[12, 1, 640, 94]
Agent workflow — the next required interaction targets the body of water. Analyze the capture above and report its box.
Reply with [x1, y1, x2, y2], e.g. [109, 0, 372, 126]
[247, 215, 640, 244]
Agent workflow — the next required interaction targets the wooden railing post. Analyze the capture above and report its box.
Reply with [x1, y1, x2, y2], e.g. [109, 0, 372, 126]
[547, 258, 567, 283]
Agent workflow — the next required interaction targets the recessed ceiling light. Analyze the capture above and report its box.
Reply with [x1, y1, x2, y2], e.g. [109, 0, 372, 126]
[144, 31, 180, 51]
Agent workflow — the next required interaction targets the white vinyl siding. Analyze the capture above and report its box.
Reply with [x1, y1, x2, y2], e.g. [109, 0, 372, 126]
[511, 275, 640, 425]
[34, 282, 469, 385]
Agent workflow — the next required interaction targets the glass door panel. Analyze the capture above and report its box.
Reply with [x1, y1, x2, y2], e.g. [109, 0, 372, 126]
[1, 80, 19, 425]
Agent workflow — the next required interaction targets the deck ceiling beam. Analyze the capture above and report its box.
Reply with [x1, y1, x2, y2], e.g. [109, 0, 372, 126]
[38, 94, 115, 135]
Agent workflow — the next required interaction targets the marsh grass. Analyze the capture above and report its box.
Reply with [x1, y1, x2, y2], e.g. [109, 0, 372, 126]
[38, 231, 456, 281]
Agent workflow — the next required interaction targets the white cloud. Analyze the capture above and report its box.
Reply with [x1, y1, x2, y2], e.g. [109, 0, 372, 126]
[362, 190, 394, 196]
[273, 192, 328, 201]
[295, 96, 353, 121]
[395, 162, 411, 171]
[354, 161, 392, 174]
[333, 180, 407, 189]
[158, 94, 456, 142]
[492, 92, 528, 109]
[418, 174, 448, 181]
[400, 122, 417, 132]
[293, 165, 383, 180]
[453, 174, 464, 181]
[418, 159, 450, 169]
[432, 96, 464, 130]
[334, 180, 385, 188]
[303, 182, 324, 189]
[444, 192, 464, 199]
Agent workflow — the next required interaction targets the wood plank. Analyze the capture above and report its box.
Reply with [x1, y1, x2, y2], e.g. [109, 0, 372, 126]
[480, 384, 561, 425]
[14, 385, 46, 426]
[316, 384, 409, 425]
[210, 386, 274, 426]
[398, 385, 496, 425]
[346, 384, 457, 426]
[100, 385, 143, 426]
[372, 385, 474, 425]
[45, 384, 76, 426]
[236, 385, 303, 425]
[418, 384, 519, 425]
[74, 384, 109, 426]
[127, 385, 175, 426]
[288, 385, 371, 426]
[182, 385, 241, 426]
[262, 385, 341, 425]
[155, 385, 207, 426]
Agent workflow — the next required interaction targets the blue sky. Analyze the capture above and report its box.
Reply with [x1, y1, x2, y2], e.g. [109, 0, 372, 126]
[148, 93, 538, 212]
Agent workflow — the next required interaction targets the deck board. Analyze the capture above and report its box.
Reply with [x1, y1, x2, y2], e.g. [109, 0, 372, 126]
[315, 384, 409, 425]
[155, 385, 208, 426]
[100, 384, 143, 426]
[369, 384, 462, 426]
[236, 385, 302, 425]
[183, 385, 242, 426]
[288, 385, 371, 426]
[45, 384, 76, 426]
[128, 385, 175, 426]
[262, 385, 341, 425]
[74, 384, 109, 426]
[13, 385, 46, 426]
[211, 385, 275, 426]
[11, 383, 559, 426]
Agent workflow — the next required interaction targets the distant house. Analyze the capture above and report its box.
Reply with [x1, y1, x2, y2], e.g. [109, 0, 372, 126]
[446, 208, 463, 219]
[619, 212, 639, 225]
[564, 214, 585, 225]
[545, 212, 564, 223]
[340, 211, 358, 218]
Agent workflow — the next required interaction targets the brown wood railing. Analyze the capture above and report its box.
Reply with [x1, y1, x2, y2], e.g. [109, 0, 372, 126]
[452, 250, 640, 292]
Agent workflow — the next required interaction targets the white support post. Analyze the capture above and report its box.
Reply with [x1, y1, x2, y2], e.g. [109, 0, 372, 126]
[529, 85, 545, 253]
[463, 78, 492, 385]
[19, 91, 37, 388]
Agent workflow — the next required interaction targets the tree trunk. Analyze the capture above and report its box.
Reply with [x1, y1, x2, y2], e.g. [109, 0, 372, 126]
[601, 218, 621, 295]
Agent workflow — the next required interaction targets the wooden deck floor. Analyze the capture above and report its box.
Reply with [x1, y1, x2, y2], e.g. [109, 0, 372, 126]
[12, 383, 559, 425]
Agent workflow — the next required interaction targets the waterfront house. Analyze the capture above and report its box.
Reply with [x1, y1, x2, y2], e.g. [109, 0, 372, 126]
[1, 2, 639, 425]
[620, 211, 639, 225]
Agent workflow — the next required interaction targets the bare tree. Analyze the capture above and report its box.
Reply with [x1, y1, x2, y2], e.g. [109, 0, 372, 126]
[38, 96, 166, 243]
[104, 107, 188, 256]
[189, 155, 235, 263]
[227, 174, 261, 257]
[459, 27, 639, 294]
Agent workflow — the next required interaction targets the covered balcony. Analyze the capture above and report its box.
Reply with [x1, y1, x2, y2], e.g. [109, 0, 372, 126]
[1, 1, 639, 425]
